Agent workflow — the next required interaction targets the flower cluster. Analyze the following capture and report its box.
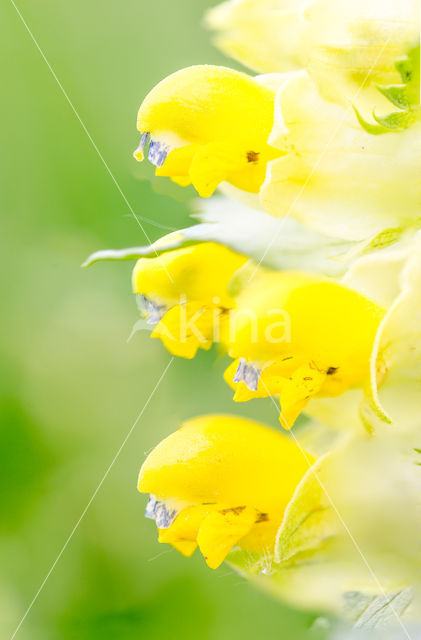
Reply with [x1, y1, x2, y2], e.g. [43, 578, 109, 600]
[86, 0, 421, 628]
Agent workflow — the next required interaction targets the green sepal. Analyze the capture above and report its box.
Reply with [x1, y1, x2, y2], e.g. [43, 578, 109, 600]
[353, 107, 389, 135]
[226, 261, 256, 298]
[376, 84, 410, 110]
[397, 43, 420, 78]
[373, 109, 416, 131]
[274, 454, 337, 565]
[395, 56, 414, 84]
[354, 43, 420, 135]
[353, 106, 416, 135]
[362, 227, 406, 254]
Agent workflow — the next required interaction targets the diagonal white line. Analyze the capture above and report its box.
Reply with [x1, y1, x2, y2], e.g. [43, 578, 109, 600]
[248, 30, 400, 282]
[10, 357, 174, 640]
[9, 0, 174, 282]
[259, 376, 412, 639]
[121, 214, 177, 233]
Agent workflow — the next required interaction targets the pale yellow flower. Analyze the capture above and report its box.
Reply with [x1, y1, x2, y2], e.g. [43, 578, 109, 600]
[260, 71, 421, 241]
[206, 0, 419, 110]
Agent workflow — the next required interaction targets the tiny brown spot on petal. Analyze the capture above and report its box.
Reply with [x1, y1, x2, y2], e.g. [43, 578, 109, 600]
[256, 513, 269, 523]
[246, 150, 260, 163]
[220, 506, 246, 516]
[327, 367, 338, 375]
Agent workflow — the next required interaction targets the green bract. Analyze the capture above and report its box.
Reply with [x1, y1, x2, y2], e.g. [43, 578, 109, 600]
[355, 45, 421, 135]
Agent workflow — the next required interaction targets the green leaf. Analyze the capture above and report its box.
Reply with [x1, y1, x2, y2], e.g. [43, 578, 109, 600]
[275, 454, 337, 564]
[81, 232, 192, 267]
[83, 199, 356, 276]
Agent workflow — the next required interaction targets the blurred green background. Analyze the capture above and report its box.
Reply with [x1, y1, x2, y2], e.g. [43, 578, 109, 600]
[1, 1, 323, 638]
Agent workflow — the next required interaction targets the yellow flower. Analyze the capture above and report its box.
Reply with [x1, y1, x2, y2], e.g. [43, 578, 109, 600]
[225, 268, 385, 427]
[206, 0, 419, 108]
[134, 65, 282, 197]
[134, 64, 421, 242]
[261, 71, 421, 242]
[132, 242, 246, 358]
[206, 0, 310, 75]
[138, 414, 313, 569]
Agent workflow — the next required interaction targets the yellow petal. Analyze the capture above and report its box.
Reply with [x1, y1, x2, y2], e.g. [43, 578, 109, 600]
[158, 504, 216, 555]
[137, 65, 275, 145]
[187, 140, 276, 197]
[152, 304, 214, 359]
[165, 539, 197, 557]
[171, 176, 192, 187]
[156, 144, 199, 178]
[224, 358, 293, 402]
[132, 242, 247, 309]
[139, 415, 312, 518]
[188, 140, 250, 198]
[279, 363, 327, 429]
[197, 506, 257, 569]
